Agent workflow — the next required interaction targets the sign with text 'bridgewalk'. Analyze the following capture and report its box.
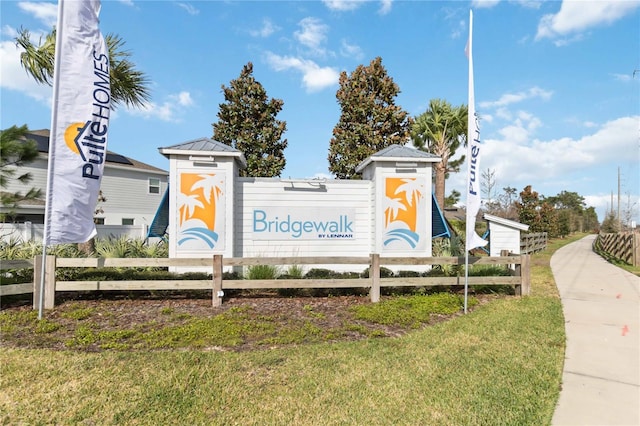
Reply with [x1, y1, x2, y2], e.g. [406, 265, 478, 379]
[252, 207, 356, 240]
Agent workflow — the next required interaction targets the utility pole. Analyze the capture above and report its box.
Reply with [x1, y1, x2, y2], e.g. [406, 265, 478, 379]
[618, 167, 621, 231]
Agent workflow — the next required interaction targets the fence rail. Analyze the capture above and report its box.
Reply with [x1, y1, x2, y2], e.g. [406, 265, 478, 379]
[1, 254, 530, 310]
[520, 232, 547, 254]
[595, 232, 639, 266]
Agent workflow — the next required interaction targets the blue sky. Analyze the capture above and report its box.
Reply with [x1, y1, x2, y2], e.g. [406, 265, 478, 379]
[1, 0, 639, 224]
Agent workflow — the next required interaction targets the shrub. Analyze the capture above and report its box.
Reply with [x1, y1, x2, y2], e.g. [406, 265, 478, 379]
[304, 268, 335, 279]
[360, 267, 394, 278]
[246, 264, 280, 280]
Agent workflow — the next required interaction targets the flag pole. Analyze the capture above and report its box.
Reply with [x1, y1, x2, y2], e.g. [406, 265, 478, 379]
[38, 0, 66, 320]
[463, 10, 488, 313]
[464, 10, 474, 314]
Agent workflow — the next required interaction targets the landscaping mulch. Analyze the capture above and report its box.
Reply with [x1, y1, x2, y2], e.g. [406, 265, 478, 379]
[0, 290, 501, 352]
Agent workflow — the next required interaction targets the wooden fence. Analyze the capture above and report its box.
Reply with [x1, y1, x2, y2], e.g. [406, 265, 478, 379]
[1, 254, 530, 310]
[520, 232, 547, 254]
[595, 232, 639, 266]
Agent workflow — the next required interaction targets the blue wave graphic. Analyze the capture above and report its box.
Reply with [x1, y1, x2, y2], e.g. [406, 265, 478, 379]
[384, 228, 419, 248]
[178, 227, 219, 248]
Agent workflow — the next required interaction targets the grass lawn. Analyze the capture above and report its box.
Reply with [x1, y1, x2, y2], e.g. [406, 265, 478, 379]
[0, 234, 587, 425]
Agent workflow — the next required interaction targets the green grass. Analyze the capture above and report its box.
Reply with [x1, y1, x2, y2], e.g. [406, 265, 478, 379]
[0, 234, 584, 425]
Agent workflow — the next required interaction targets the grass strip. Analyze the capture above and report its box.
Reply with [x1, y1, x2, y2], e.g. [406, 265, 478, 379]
[0, 234, 586, 425]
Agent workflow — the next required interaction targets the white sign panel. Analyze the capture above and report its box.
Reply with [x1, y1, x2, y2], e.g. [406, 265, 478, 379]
[251, 207, 356, 240]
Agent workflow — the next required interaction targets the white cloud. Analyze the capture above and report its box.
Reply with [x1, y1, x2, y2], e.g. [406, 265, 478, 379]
[176, 3, 199, 15]
[479, 86, 553, 109]
[250, 18, 280, 38]
[536, 1, 640, 41]
[471, 0, 501, 9]
[513, 0, 542, 9]
[481, 115, 639, 184]
[172, 91, 193, 107]
[294, 17, 329, 56]
[340, 39, 364, 60]
[0, 40, 52, 104]
[378, 0, 393, 15]
[118, 0, 134, 6]
[451, 19, 466, 39]
[127, 91, 194, 122]
[612, 72, 634, 82]
[2, 25, 19, 38]
[264, 52, 339, 92]
[17, 2, 58, 27]
[322, 0, 363, 12]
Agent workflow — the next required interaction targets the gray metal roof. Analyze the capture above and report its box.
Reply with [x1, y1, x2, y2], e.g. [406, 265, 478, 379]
[158, 137, 241, 153]
[370, 144, 440, 159]
[355, 144, 440, 172]
[158, 137, 247, 168]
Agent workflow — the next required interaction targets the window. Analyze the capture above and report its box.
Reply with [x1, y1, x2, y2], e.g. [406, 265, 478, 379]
[94, 218, 105, 225]
[149, 178, 161, 194]
[122, 218, 134, 225]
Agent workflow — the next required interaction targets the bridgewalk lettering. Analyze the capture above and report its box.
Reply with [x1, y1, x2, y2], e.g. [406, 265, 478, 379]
[252, 208, 355, 240]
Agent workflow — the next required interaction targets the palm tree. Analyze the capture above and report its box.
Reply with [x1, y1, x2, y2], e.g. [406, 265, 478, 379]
[411, 99, 467, 211]
[383, 196, 407, 227]
[178, 193, 204, 226]
[190, 174, 224, 204]
[394, 178, 424, 207]
[15, 28, 150, 108]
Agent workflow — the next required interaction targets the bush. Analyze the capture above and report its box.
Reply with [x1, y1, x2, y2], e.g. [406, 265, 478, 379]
[246, 264, 280, 280]
[360, 267, 394, 278]
[304, 268, 335, 279]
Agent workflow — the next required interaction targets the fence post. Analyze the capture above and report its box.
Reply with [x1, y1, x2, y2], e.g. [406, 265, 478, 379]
[212, 254, 223, 307]
[634, 233, 639, 267]
[518, 255, 530, 296]
[370, 253, 380, 303]
[33, 255, 56, 310]
[33, 255, 41, 310]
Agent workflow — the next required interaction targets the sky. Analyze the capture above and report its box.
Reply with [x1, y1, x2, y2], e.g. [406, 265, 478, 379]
[1, 0, 639, 225]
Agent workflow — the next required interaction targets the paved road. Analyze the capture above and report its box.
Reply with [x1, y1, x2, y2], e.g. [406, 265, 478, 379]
[551, 234, 640, 426]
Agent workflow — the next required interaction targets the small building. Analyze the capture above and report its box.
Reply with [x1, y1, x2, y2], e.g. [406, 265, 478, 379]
[483, 213, 529, 256]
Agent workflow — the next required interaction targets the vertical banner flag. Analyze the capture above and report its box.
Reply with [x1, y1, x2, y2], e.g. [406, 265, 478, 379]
[44, 0, 110, 245]
[465, 10, 487, 252]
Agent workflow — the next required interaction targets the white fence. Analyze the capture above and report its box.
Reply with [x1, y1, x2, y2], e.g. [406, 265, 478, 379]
[0, 223, 149, 243]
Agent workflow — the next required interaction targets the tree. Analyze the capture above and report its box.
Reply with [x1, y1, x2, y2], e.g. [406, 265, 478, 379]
[600, 210, 620, 233]
[411, 99, 467, 210]
[515, 185, 560, 236]
[444, 189, 461, 208]
[481, 168, 497, 206]
[15, 28, 150, 108]
[515, 185, 540, 229]
[0, 125, 41, 221]
[328, 57, 412, 179]
[213, 62, 287, 178]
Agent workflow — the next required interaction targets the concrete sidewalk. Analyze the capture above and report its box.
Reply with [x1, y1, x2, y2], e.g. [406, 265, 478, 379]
[551, 234, 640, 426]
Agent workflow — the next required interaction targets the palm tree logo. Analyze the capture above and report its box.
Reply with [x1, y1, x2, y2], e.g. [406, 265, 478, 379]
[177, 173, 224, 249]
[383, 177, 424, 249]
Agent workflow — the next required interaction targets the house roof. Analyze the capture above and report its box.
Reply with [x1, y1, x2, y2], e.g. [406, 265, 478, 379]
[483, 213, 530, 231]
[24, 130, 168, 175]
[158, 137, 247, 168]
[355, 144, 440, 173]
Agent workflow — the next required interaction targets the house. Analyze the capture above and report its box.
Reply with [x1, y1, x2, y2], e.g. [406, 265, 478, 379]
[1, 129, 169, 230]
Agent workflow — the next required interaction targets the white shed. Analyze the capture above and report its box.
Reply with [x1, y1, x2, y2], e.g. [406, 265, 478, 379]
[484, 213, 530, 257]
